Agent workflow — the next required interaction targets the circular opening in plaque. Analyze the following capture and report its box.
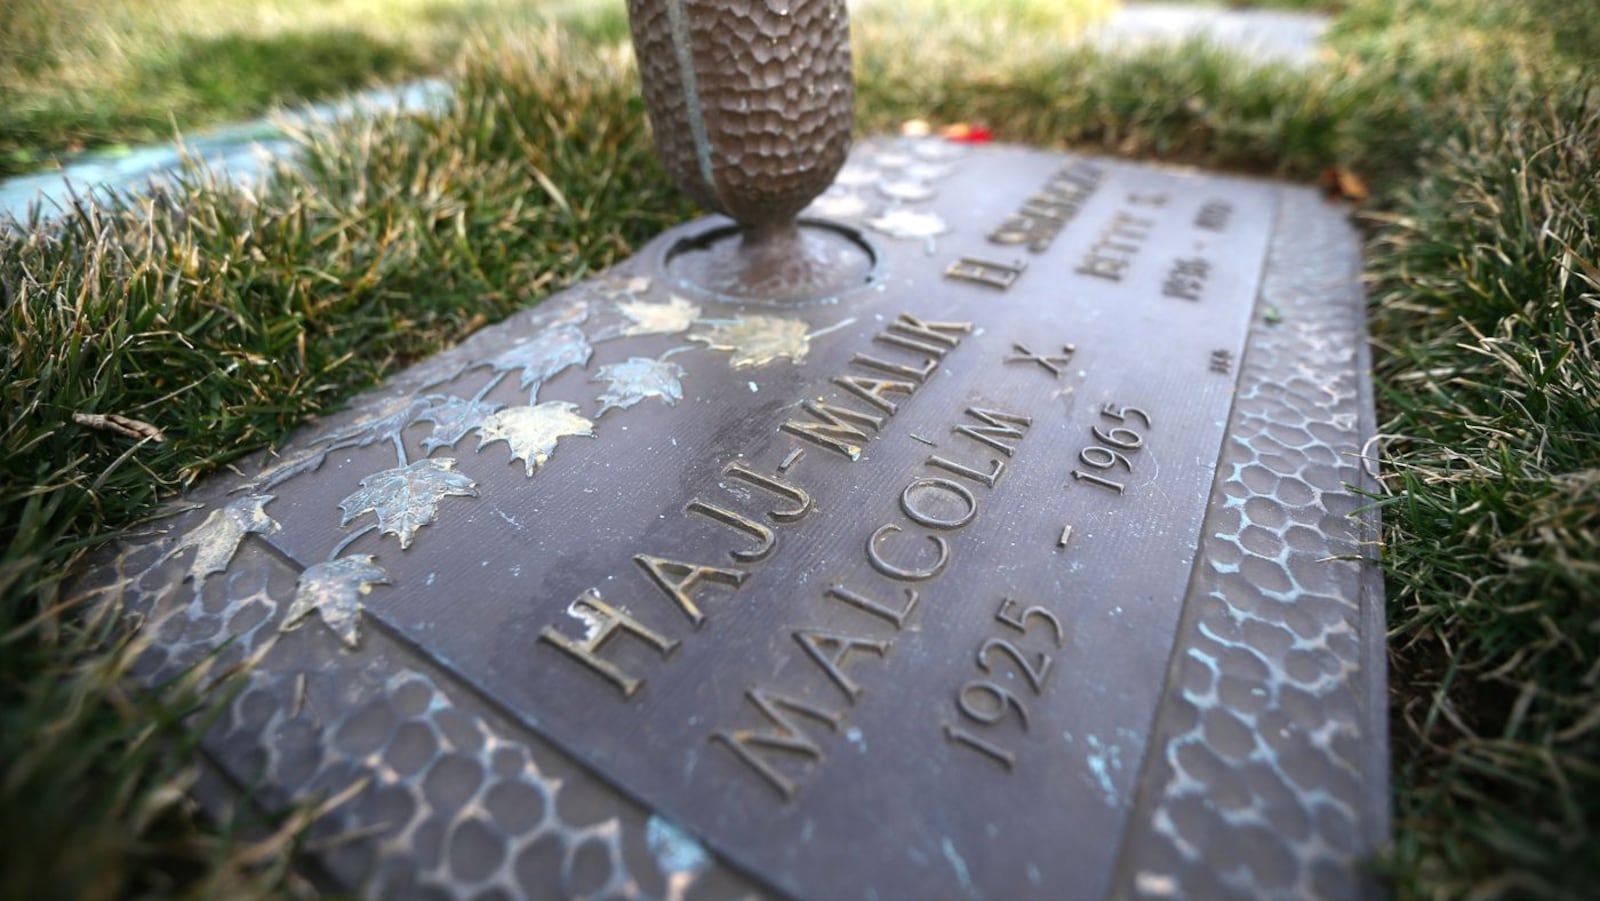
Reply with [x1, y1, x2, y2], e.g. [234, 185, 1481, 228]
[662, 219, 878, 306]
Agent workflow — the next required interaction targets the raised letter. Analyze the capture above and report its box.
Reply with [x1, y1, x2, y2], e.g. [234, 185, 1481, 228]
[1059, 163, 1105, 192]
[1004, 343, 1074, 378]
[634, 554, 748, 628]
[954, 406, 1033, 457]
[686, 500, 776, 563]
[1076, 251, 1129, 282]
[539, 589, 678, 698]
[988, 217, 1037, 249]
[780, 400, 883, 461]
[1020, 197, 1070, 222]
[900, 478, 978, 530]
[833, 373, 917, 415]
[1110, 211, 1155, 237]
[794, 629, 890, 702]
[723, 462, 812, 523]
[945, 256, 1026, 290]
[875, 330, 951, 359]
[867, 524, 949, 582]
[825, 584, 921, 629]
[851, 352, 936, 384]
[890, 312, 972, 348]
[927, 453, 1005, 489]
[712, 688, 843, 801]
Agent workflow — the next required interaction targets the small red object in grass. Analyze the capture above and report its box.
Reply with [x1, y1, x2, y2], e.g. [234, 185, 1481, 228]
[939, 123, 993, 144]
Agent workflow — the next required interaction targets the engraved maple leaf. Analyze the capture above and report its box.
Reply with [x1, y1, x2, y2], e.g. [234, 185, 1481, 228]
[338, 458, 478, 549]
[689, 315, 811, 368]
[414, 395, 503, 452]
[164, 494, 279, 594]
[475, 402, 595, 475]
[592, 357, 686, 416]
[282, 554, 388, 648]
[481, 324, 592, 402]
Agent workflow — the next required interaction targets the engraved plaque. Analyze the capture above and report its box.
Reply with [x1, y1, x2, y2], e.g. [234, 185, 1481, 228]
[83, 140, 1387, 899]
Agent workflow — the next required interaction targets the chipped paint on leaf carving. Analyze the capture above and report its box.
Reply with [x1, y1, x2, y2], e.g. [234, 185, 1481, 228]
[164, 495, 279, 593]
[867, 209, 949, 240]
[615, 295, 701, 337]
[415, 395, 503, 452]
[338, 459, 478, 549]
[690, 315, 811, 369]
[475, 402, 595, 476]
[282, 555, 388, 648]
[593, 357, 687, 416]
[483, 324, 592, 402]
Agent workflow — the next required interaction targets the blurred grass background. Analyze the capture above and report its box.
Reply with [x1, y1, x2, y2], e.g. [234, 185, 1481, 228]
[0, 0, 633, 175]
[1, 0, 1596, 897]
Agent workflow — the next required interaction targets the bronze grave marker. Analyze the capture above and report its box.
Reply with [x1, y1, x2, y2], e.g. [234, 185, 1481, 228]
[77, 2, 1387, 897]
[87, 139, 1387, 898]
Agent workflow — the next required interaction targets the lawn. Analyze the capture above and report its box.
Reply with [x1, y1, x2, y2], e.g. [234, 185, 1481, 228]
[0, 0, 633, 177]
[1, 0, 1596, 897]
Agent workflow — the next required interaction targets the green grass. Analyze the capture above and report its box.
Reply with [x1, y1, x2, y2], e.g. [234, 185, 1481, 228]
[1, 0, 1597, 896]
[1368, 90, 1600, 896]
[0, 0, 632, 177]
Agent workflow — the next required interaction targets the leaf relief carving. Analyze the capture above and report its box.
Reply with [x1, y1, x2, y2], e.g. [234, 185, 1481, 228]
[475, 402, 595, 475]
[690, 315, 811, 369]
[311, 395, 433, 450]
[614, 295, 701, 337]
[482, 324, 592, 402]
[415, 395, 503, 452]
[592, 357, 686, 416]
[282, 555, 389, 648]
[338, 458, 478, 550]
[164, 495, 279, 594]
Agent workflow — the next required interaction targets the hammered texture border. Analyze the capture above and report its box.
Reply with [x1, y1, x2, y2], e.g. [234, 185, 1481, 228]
[1116, 187, 1387, 899]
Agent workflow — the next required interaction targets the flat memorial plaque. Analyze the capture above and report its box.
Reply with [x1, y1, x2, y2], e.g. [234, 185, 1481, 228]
[82, 139, 1387, 899]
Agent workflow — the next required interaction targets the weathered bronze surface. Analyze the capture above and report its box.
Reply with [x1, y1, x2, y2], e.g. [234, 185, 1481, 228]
[81, 140, 1387, 898]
